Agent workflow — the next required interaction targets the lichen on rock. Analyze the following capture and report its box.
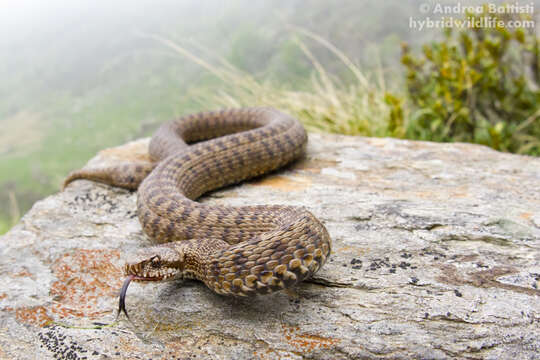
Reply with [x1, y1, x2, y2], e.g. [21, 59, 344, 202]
[0, 133, 539, 359]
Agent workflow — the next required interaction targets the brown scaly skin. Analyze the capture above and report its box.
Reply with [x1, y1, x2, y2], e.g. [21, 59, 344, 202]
[64, 108, 332, 316]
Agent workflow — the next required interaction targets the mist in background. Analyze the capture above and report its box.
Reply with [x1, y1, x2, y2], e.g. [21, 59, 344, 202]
[1, 0, 535, 233]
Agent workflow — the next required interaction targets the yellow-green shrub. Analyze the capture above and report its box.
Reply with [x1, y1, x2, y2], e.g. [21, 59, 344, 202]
[402, 9, 540, 155]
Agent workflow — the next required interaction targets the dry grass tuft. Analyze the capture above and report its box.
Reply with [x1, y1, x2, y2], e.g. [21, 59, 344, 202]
[138, 29, 401, 137]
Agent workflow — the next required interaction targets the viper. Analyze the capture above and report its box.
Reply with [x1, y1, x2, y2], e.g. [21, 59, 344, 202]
[64, 107, 332, 318]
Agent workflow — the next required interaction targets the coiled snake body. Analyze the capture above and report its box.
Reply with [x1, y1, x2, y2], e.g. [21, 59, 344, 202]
[64, 108, 331, 314]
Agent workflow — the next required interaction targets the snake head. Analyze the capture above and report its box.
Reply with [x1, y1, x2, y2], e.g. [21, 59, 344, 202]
[124, 243, 185, 282]
[118, 243, 184, 319]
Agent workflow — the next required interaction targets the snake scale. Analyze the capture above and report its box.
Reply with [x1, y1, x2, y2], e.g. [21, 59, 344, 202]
[64, 107, 331, 316]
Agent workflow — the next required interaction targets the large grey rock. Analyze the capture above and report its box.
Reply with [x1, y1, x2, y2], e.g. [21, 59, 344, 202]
[0, 133, 539, 359]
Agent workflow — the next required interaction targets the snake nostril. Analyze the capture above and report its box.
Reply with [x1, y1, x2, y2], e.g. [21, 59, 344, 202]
[150, 255, 161, 268]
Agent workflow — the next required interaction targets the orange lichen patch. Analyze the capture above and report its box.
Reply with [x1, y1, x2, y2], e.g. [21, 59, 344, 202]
[161, 338, 193, 359]
[251, 175, 311, 192]
[436, 264, 540, 296]
[520, 212, 532, 220]
[252, 348, 287, 360]
[417, 189, 469, 200]
[14, 306, 53, 327]
[335, 245, 367, 257]
[296, 158, 339, 174]
[449, 191, 469, 199]
[49, 249, 123, 319]
[385, 188, 469, 201]
[99, 140, 151, 162]
[10, 269, 33, 278]
[281, 324, 340, 353]
[364, 138, 390, 148]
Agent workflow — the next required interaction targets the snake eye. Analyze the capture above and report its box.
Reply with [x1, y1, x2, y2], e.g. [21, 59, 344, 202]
[150, 255, 161, 268]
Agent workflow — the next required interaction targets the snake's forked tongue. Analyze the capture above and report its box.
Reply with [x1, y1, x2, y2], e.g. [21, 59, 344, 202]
[118, 275, 135, 320]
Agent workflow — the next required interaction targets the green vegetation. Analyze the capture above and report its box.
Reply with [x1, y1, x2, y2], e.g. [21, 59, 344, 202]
[158, 10, 540, 155]
[402, 9, 540, 155]
[0, 219, 11, 235]
[150, 29, 402, 138]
